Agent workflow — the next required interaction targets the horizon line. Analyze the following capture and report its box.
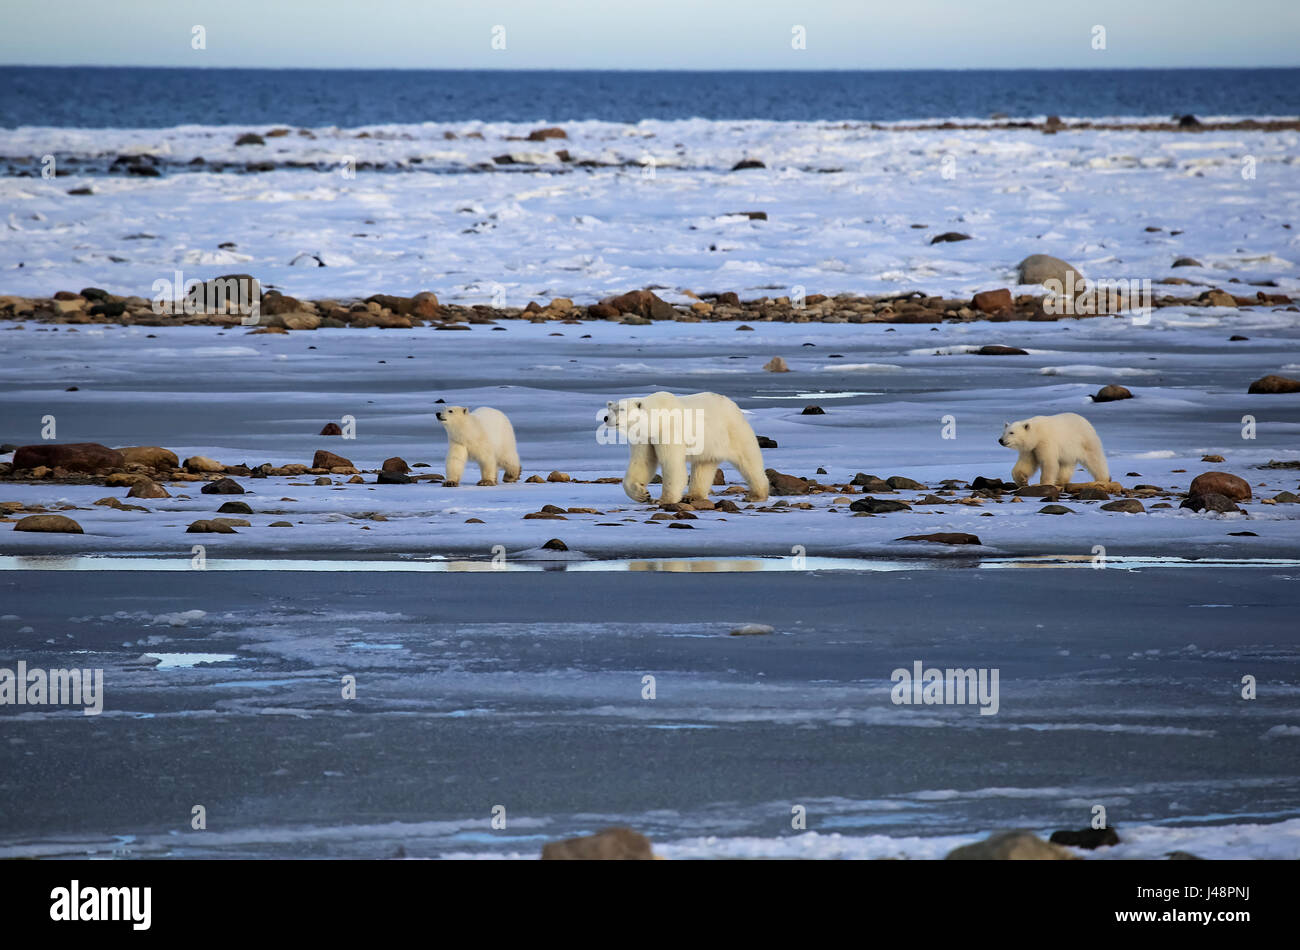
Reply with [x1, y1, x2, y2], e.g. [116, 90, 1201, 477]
[3, 63, 1300, 72]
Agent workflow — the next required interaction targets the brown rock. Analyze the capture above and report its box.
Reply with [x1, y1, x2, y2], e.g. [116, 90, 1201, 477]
[763, 356, 790, 372]
[547, 471, 571, 482]
[312, 449, 353, 470]
[527, 127, 567, 141]
[1188, 472, 1250, 501]
[765, 469, 811, 495]
[186, 519, 237, 533]
[1092, 385, 1133, 402]
[541, 827, 655, 860]
[116, 446, 179, 470]
[1181, 492, 1242, 513]
[320, 422, 343, 435]
[1248, 374, 1300, 394]
[184, 455, 224, 473]
[971, 289, 1012, 313]
[200, 477, 245, 495]
[127, 479, 170, 499]
[12, 442, 124, 474]
[600, 290, 677, 321]
[14, 514, 83, 533]
[947, 831, 1077, 860]
[896, 532, 981, 545]
[975, 345, 1028, 356]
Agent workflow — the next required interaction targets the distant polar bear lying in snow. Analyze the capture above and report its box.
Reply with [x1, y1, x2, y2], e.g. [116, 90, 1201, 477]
[436, 406, 521, 487]
[998, 412, 1109, 487]
[603, 391, 769, 504]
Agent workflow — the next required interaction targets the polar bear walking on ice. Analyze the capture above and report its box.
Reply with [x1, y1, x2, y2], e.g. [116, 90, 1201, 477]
[998, 412, 1109, 487]
[603, 391, 769, 504]
[436, 406, 521, 487]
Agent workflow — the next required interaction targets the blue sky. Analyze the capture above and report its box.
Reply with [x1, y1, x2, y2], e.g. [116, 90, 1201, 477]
[2, 0, 1298, 69]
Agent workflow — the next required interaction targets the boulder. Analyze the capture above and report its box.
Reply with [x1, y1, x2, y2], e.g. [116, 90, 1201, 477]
[765, 469, 811, 495]
[975, 344, 1028, 356]
[600, 290, 677, 321]
[186, 519, 236, 533]
[14, 514, 83, 533]
[217, 501, 253, 514]
[1016, 254, 1083, 287]
[930, 232, 972, 244]
[200, 477, 245, 495]
[1092, 384, 1132, 402]
[127, 479, 170, 499]
[971, 289, 1012, 313]
[1180, 493, 1241, 513]
[1248, 374, 1300, 394]
[896, 532, 981, 545]
[947, 830, 1077, 860]
[116, 446, 179, 470]
[184, 455, 224, 473]
[763, 356, 790, 372]
[12, 442, 124, 474]
[1189, 472, 1250, 501]
[1101, 499, 1145, 513]
[312, 450, 353, 470]
[850, 497, 912, 514]
[320, 422, 343, 435]
[381, 457, 410, 474]
[541, 827, 656, 860]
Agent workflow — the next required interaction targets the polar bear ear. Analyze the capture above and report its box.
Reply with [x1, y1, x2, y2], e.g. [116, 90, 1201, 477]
[1023, 421, 1030, 429]
[634, 400, 642, 408]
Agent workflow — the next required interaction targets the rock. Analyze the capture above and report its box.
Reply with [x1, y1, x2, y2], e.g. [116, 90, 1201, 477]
[127, 479, 170, 499]
[186, 519, 236, 533]
[312, 449, 353, 470]
[314, 476, 332, 486]
[116, 446, 179, 470]
[234, 133, 265, 146]
[1017, 254, 1083, 287]
[547, 471, 571, 482]
[1101, 499, 1145, 513]
[729, 624, 774, 636]
[1180, 493, 1241, 513]
[381, 457, 410, 474]
[1074, 488, 1111, 500]
[1178, 114, 1202, 128]
[850, 497, 912, 514]
[731, 159, 765, 171]
[217, 501, 253, 514]
[763, 356, 790, 372]
[851, 473, 891, 492]
[1248, 374, 1300, 394]
[975, 344, 1028, 356]
[1038, 504, 1074, 514]
[184, 455, 224, 473]
[885, 475, 926, 490]
[1199, 289, 1236, 308]
[1092, 384, 1133, 402]
[765, 469, 811, 495]
[1048, 827, 1121, 849]
[600, 289, 677, 321]
[541, 538, 568, 551]
[1172, 257, 1203, 268]
[757, 436, 778, 449]
[971, 289, 1012, 313]
[800, 405, 825, 415]
[930, 232, 972, 244]
[1273, 491, 1299, 504]
[971, 476, 1015, 491]
[200, 478, 245, 495]
[1201, 454, 1225, 462]
[14, 514, 83, 533]
[525, 475, 545, 483]
[541, 827, 656, 860]
[320, 422, 343, 435]
[1016, 485, 1060, 500]
[377, 471, 412, 484]
[279, 312, 321, 331]
[946, 830, 1077, 860]
[1167, 851, 1205, 860]
[12, 442, 124, 474]
[411, 291, 440, 319]
[1189, 471, 1251, 501]
[896, 532, 981, 545]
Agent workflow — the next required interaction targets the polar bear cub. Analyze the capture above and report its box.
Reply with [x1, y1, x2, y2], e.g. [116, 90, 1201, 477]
[999, 413, 1109, 487]
[604, 391, 769, 504]
[436, 406, 521, 487]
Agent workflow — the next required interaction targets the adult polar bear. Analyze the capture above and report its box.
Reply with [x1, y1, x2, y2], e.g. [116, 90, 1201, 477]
[999, 413, 1109, 487]
[436, 406, 521, 486]
[604, 391, 769, 504]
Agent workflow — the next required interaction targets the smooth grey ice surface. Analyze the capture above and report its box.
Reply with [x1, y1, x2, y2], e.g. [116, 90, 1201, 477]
[1, 567, 1298, 859]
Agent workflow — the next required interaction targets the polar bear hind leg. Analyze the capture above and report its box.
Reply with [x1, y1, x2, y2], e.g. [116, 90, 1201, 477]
[444, 442, 468, 487]
[501, 447, 521, 483]
[1080, 441, 1110, 483]
[474, 448, 498, 486]
[734, 441, 769, 502]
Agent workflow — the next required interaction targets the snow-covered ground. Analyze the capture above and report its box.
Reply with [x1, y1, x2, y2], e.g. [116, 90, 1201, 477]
[2, 119, 1297, 302]
[2, 312, 1298, 560]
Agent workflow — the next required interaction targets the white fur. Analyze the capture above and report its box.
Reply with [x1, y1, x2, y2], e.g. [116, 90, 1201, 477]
[999, 412, 1109, 487]
[605, 391, 769, 503]
[436, 406, 521, 487]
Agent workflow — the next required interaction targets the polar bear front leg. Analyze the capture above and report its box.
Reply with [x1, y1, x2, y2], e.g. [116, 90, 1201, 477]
[657, 444, 688, 504]
[1053, 456, 1076, 488]
[622, 443, 655, 503]
[475, 451, 498, 487]
[444, 442, 468, 487]
[687, 461, 719, 502]
[1011, 451, 1036, 486]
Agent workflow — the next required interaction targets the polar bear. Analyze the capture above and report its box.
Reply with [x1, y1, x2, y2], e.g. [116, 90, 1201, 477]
[603, 391, 768, 504]
[998, 413, 1109, 487]
[436, 406, 521, 487]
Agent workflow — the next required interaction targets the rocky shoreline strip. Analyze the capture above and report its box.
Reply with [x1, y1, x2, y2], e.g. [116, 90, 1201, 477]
[1, 272, 1295, 333]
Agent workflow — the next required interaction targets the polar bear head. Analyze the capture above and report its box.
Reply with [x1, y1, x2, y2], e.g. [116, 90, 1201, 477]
[436, 406, 473, 437]
[603, 398, 648, 437]
[998, 419, 1034, 450]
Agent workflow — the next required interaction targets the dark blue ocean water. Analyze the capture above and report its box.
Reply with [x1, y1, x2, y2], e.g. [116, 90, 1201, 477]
[1, 67, 1298, 128]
